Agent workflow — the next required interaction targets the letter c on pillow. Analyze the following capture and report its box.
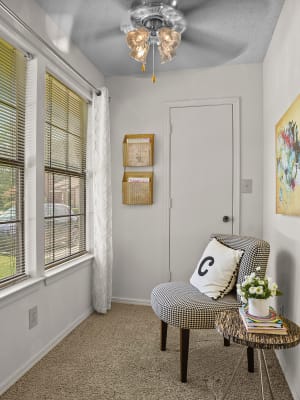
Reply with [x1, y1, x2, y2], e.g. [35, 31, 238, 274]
[198, 256, 215, 276]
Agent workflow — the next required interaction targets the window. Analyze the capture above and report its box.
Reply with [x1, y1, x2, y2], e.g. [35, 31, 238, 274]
[44, 73, 87, 268]
[0, 38, 27, 286]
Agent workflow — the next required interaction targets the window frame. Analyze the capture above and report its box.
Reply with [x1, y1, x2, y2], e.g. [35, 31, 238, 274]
[0, 25, 94, 293]
[0, 37, 27, 287]
[44, 72, 88, 269]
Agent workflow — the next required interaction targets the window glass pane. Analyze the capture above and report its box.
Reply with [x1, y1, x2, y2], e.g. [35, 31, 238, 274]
[54, 174, 69, 212]
[51, 79, 68, 130]
[68, 93, 81, 136]
[44, 123, 51, 168]
[54, 217, 70, 261]
[0, 38, 26, 285]
[68, 134, 82, 172]
[51, 126, 67, 169]
[45, 218, 53, 265]
[0, 39, 16, 106]
[71, 215, 84, 255]
[0, 223, 16, 280]
[0, 166, 16, 215]
[71, 176, 84, 214]
[44, 74, 87, 268]
[0, 103, 17, 159]
[44, 172, 53, 217]
[0, 222, 22, 280]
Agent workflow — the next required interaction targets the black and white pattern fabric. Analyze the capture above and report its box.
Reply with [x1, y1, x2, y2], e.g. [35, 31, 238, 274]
[151, 234, 270, 329]
[151, 282, 240, 329]
[210, 234, 270, 301]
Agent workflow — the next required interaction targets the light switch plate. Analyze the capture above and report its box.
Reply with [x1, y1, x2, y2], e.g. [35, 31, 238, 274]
[241, 179, 252, 194]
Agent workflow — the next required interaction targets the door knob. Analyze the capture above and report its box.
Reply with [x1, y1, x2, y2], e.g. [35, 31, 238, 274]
[223, 216, 230, 222]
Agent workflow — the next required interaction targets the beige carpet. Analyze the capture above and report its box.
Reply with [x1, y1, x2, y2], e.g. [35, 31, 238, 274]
[1, 303, 293, 400]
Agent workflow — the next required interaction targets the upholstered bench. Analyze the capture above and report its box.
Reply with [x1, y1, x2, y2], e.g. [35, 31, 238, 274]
[151, 234, 270, 382]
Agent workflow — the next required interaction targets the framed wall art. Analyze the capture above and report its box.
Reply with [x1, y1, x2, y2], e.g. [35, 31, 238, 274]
[276, 95, 300, 215]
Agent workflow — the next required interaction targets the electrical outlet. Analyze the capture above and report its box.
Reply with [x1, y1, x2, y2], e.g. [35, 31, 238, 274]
[29, 306, 38, 329]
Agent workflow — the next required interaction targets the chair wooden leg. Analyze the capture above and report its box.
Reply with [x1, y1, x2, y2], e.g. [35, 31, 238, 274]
[247, 346, 254, 372]
[180, 328, 190, 383]
[224, 336, 230, 346]
[160, 320, 168, 351]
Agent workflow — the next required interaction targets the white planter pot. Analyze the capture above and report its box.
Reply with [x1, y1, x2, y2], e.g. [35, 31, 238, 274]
[248, 298, 269, 317]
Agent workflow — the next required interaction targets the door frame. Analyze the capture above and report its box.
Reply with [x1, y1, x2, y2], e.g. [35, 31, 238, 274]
[162, 97, 240, 280]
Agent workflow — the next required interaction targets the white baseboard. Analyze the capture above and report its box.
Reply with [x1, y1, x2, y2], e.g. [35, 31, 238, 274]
[112, 296, 151, 306]
[0, 307, 93, 396]
[275, 350, 300, 400]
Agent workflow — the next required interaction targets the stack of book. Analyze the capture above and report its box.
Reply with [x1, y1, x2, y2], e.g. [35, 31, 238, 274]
[239, 306, 288, 335]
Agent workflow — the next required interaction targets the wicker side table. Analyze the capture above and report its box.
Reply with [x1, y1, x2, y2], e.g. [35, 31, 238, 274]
[215, 310, 300, 400]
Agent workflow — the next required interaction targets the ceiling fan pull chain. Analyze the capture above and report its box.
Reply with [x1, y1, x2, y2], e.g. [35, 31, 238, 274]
[141, 63, 146, 72]
[152, 43, 156, 84]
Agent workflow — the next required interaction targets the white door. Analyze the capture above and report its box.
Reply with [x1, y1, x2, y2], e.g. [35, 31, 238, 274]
[169, 103, 237, 282]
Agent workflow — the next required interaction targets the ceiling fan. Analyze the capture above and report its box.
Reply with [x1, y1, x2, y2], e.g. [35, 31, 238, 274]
[111, 0, 245, 82]
[78, 0, 246, 81]
[36, 0, 283, 79]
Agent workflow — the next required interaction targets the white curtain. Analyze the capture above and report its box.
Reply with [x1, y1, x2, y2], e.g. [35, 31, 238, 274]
[92, 87, 113, 313]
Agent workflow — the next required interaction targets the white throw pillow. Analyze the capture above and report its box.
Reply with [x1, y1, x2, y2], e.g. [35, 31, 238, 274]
[190, 238, 244, 300]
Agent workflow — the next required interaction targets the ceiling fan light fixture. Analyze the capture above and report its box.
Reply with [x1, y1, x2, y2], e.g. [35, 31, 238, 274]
[122, 3, 186, 81]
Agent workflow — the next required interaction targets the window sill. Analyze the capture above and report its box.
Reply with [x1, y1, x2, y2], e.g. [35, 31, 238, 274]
[44, 253, 94, 286]
[0, 277, 44, 310]
[0, 254, 94, 309]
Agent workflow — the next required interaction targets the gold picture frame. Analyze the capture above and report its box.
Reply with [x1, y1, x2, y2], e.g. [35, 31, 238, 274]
[276, 95, 300, 215]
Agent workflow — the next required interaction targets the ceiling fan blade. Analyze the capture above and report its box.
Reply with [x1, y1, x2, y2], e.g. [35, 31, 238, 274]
[84, 27, 123, 41]
[176, 0, 211, 15]
[113, 0, 149, 10]
[182, 27, 246, 59]
[114, 0, 211, 12]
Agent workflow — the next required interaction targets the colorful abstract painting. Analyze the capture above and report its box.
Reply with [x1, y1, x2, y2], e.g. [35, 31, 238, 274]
[276, 95, 300, 215]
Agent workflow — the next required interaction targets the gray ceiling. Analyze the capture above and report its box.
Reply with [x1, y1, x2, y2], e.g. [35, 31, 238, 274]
[34, 0, 285, 77]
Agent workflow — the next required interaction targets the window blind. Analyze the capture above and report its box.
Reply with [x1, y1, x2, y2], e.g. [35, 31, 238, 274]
[0, 38, 26, 286]
[44, 73, 87, 267]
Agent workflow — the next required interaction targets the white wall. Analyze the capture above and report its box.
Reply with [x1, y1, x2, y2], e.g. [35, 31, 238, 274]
[0, 262, 92, 394]
[2, 0, 103, 89]
[0, 0, 104, 394]
[263, 0, 300, 398]
[107, 64, 263, 304]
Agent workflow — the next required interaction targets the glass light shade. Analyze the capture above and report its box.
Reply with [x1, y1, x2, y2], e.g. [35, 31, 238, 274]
[158, 46, 176, 63]
[130, 44, 150, 63]
[158, 27, 181, 44]
[126, 28, 149, 48]
[158, 27, 181, 63]
[126, 28, 150, 63]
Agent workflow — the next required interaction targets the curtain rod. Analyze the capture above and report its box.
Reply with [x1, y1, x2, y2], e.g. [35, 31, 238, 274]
[0, 1, 101, 96]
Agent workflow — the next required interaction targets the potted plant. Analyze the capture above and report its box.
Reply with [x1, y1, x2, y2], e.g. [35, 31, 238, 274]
[237, 267, 282, 317]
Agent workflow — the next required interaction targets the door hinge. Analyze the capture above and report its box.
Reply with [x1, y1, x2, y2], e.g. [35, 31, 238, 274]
[169, 198, 173, 209]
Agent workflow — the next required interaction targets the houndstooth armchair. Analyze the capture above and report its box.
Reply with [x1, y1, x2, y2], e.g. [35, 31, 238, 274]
[151, 234, 270, 382]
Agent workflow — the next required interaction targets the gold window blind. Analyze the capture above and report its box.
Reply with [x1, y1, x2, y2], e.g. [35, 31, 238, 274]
[0, 37, 27, 286]
[44, 73, 87, 268]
